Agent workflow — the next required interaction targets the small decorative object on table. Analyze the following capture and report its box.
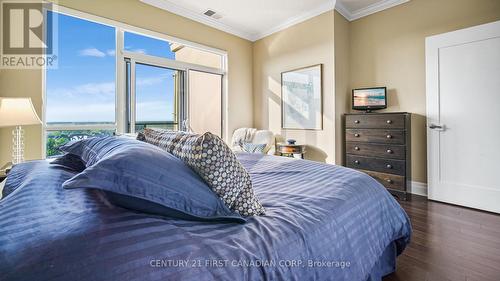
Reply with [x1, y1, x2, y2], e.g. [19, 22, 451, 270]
[277, 143, 306, 159]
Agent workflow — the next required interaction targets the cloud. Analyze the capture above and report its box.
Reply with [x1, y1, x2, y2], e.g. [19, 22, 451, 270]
[48, 82, 115, 99]
[48, 75, 168, 100]
[136, 101, 174, 121]
[136, 75, 170, 86]
[79, 48, 106, 57]
[131, 48, 147, 55]
[46, 102, 115, 123]
[46, 75, 173, 123]
[73, 82, 115, 95]
[79, 47, 148, 57]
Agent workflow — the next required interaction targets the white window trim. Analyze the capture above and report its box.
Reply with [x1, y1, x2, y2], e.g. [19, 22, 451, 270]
[42, 4, 228, 157]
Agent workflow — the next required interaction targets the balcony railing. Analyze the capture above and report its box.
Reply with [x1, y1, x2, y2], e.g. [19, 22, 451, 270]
[134, 121, 178, 132]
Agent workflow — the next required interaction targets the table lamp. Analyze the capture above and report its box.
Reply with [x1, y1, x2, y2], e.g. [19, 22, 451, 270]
[0, 98, 42, 165]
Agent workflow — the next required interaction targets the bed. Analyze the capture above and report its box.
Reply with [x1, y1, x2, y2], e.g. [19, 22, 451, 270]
[0, 153, 411, 281]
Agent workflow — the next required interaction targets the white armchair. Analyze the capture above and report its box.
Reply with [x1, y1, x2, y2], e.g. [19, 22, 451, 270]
[231, 128, 275, 154]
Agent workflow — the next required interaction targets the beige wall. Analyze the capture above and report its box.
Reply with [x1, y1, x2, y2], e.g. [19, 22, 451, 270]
[253, 11, 336, 163]
[0, 0, 254, 165]
[349, 0, 500, 183]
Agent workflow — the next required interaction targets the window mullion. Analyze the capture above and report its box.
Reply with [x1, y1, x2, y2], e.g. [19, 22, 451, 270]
[129, 60, 136, 134]
[116, 28, 126, 134]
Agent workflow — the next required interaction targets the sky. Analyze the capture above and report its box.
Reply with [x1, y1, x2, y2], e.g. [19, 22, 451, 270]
[46, 12, 177, 124]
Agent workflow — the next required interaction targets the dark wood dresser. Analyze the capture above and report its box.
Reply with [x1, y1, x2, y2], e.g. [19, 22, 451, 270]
[343, 112, 411, 200]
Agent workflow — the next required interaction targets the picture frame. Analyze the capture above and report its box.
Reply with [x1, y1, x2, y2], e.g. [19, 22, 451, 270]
[281, 64, 323, 130]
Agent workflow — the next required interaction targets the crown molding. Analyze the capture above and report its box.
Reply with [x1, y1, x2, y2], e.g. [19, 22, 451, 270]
[335, 0, 410, 21]
[334, 1, 352, 21]
[141, 0, 336, 42]
[251, 1, 336, 41]
[140, 0, 255, 41]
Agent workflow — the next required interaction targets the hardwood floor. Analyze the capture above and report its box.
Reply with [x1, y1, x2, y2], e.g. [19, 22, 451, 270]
[383, 195, 500, 281]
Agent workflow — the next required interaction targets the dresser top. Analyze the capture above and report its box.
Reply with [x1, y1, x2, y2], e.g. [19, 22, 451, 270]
[344, 112, 410, 116]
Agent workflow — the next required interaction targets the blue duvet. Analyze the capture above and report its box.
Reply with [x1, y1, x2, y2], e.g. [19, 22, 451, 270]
[0, 153, 411, 281]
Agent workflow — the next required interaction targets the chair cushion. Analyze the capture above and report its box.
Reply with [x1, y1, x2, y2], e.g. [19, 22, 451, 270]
[240, 142, 267, 154]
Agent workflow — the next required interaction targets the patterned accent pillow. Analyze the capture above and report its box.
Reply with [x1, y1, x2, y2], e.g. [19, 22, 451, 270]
[140, 129, 265, 216]
[137, 128, 193, 151]
[240, 142, 267, 154]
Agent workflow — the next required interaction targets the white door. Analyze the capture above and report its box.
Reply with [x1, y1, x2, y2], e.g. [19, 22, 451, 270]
[426, 20, 500, 213]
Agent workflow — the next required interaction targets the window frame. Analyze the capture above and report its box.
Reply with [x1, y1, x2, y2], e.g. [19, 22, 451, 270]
[42, 5, 228, 157]
[121, 50, 224, 134]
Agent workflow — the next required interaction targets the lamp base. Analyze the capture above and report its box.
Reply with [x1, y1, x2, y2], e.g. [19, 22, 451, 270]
[12, 126, 25, 165]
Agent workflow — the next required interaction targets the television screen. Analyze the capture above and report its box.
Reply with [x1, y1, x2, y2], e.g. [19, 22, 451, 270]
[352, 87, 387, 110]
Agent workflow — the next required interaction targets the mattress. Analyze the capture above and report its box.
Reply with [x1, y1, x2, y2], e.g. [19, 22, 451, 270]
[0, 153, 411, 281]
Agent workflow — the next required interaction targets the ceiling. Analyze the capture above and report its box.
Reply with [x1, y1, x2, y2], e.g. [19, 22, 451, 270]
[141, 0, 410, 41]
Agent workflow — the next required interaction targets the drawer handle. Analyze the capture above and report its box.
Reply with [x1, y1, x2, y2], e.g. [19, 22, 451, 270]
[354, 133, 360, 137]
[354, 120, 360, 124]
[385, 179, 393, 184]
[354, 146, 360, 151]
[386, 120, 392, 124]
[386, 134, 392, 139]
[386, 164, 393, 169]
[354, 160, 360, 164]
[387, 149, 393, 154]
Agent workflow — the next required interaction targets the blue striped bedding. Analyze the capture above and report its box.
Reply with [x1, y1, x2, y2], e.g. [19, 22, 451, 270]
[0, 153, 411, 281]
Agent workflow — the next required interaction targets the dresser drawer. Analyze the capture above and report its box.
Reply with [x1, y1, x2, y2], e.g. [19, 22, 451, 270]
[346, 114, 405, 129]
[346, 129, 405, 144]
[345, 143, 405, 160]
[346, 155, 405, 175]
[359, 169, 406, 191]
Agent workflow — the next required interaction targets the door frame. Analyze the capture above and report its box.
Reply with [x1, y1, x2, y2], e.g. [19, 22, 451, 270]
[426, 20, 500, 208]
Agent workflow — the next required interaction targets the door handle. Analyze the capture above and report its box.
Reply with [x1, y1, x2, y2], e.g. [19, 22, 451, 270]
[429, 124, 445, 131]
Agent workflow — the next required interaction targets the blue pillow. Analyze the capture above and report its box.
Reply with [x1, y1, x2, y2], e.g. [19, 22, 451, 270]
[62, 137, 245, 223]
[59, 136, 132, 167]
[50, 153, 86, 172]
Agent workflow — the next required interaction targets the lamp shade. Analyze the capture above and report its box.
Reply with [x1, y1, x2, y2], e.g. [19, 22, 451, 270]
[0, 98, 42, 127]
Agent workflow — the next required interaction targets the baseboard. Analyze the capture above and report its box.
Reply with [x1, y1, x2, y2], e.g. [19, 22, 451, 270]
[410, 181, 428, 197]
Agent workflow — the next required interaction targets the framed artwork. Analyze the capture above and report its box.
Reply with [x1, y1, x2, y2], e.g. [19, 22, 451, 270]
[281, 64, 323, 130]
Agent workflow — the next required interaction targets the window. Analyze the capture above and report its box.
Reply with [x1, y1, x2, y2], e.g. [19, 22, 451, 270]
[44, 9, 226, 157]
[133, 63, 182, 132]
[45, 12, 116, 157]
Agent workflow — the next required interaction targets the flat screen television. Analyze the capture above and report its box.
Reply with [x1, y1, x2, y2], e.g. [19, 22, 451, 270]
[352, 87, 387, 112]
